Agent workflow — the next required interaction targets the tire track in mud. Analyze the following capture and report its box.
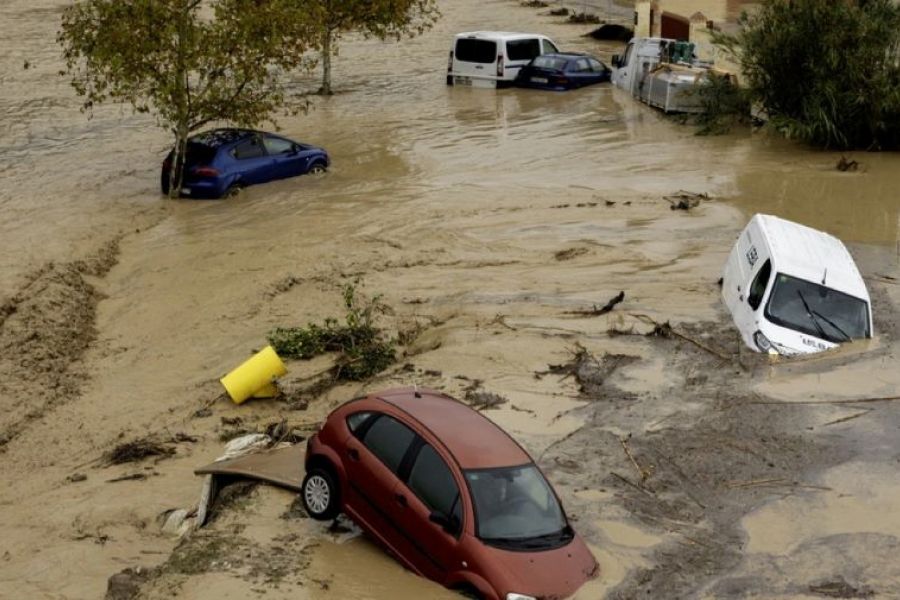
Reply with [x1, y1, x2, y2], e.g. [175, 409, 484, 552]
[0, 238, 121, 450]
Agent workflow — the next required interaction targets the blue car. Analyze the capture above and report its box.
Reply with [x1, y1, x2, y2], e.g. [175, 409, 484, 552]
[160, 129, 329, 198]
[515, 53, 611, 91]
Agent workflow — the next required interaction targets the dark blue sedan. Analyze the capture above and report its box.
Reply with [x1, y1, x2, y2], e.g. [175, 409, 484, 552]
[515, 53, 611, 91]
[161, 129, 329, 198]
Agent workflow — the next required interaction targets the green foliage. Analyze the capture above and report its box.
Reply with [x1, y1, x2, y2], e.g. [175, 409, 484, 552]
[268, 284, 396, 381]
[294, 0, 440, 94]
[716, 0, 900, 149]
[693, 73, 752, 135]
[58, 0, 314, 196]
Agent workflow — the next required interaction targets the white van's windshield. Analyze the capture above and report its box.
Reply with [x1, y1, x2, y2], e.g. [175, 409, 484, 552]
[456, 39, 496, 64]
[765, 273, 870, 342]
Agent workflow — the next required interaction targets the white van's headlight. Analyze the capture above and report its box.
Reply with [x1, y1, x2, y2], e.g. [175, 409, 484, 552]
[753, 331, 779, 355]
[507, 594, 537, 600]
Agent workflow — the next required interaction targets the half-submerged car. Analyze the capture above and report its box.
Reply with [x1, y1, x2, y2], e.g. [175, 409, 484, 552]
[515, 53, 610, 90]
[302, 387, 598, 600]
[722, 214, 873, 356]
[160, 128, 329, 199]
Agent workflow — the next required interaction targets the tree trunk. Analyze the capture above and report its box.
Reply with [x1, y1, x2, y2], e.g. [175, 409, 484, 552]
[320, 28, 333, 95]
[168, 124, 188, 199]
[169, 3, 190, 199]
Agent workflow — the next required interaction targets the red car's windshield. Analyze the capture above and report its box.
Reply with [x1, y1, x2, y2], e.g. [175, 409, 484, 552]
[465, 464, 570, 549]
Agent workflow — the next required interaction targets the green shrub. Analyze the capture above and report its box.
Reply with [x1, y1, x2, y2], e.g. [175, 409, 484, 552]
[716, 0, 900, 149]
[268, 283, 395, 381]
[693, 72, 753, 135]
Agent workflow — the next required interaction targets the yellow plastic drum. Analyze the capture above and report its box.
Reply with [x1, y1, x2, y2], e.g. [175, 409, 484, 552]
[251, 382, 280, 399]
[220, 346, 287, 404]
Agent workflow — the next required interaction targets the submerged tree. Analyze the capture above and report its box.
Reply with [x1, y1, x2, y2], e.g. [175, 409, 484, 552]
[301, 0, 440, 95]
[716, 0, 900, 149]
[58, 0, 315, 197]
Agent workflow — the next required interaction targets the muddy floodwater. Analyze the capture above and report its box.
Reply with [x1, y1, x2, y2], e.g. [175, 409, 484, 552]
[1, 0, 898, 599]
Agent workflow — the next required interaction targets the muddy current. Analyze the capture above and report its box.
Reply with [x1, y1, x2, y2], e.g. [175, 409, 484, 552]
[1, 0, 899, 599]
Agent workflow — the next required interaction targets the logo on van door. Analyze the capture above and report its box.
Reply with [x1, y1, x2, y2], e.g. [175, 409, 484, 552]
[746, 246, 759, 268]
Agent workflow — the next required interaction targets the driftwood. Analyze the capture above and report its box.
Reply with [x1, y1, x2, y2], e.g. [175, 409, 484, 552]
[631, 314, 734, 363]
[836, 156, 859, 172]
[566, 291, 625, 317]
[665, 190, 709, 211]
[620, 436, 650, 483]
[822, 409, 872, 426]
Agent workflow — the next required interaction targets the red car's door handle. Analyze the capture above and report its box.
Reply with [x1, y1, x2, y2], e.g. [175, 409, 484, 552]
[348, 448, 360, 461]
[394, 493, 408, 507]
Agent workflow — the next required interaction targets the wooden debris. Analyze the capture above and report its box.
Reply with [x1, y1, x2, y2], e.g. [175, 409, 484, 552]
[610, 472, 654, 497]
[567, 291, 625, 317]
[726, 477, 786, 489]
[620, 436, 651, 483]
[103, 437, 175, 466]
[631, 313, 734, 363]
[665, 190, 709, 211]
[836, 156, 859, 172]
[822, 409, 872, 427]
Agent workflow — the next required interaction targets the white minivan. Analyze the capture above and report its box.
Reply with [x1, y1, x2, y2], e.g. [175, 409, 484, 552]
[447, 31, 560, 88]
[722, 214, 873, 356]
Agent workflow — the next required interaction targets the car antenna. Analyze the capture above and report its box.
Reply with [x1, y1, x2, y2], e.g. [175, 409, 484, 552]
[414, 382, 421, 398]
[822, 268, 828, 286]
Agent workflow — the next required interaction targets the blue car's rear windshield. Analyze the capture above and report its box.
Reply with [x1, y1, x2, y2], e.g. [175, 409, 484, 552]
[531, 56, 568, 71]
[184, 142, 216, 166]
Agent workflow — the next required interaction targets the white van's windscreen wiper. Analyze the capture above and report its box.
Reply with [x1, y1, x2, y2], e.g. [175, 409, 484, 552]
[810, 307, 852, 342]
[796, 289, 830, 341]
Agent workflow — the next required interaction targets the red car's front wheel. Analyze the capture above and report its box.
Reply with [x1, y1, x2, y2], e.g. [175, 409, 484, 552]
[301, 468, 340, 520]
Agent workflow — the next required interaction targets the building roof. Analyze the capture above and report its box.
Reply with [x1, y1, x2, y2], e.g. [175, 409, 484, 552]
[754, 214, 870, 301]
[375, 388, 531, 470]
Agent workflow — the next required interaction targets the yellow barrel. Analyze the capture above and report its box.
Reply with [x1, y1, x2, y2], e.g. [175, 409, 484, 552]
[220, 346, 287, 404]
[251, 382, 280, 399]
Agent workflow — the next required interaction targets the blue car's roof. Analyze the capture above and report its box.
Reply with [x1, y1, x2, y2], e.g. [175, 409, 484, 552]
[544, 52, 591, 59]
[190, 128, 257, 148]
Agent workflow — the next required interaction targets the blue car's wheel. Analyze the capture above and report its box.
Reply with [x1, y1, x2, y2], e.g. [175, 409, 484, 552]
[309, 162, 327, 175]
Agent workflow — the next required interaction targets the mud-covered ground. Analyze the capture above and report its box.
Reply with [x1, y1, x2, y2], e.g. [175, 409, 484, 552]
[1, 0, 899, 599]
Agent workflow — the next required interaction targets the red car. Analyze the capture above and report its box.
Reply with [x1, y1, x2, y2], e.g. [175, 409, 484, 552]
[302, 387, 599, 600]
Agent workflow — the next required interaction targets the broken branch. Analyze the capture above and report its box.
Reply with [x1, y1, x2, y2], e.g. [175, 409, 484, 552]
[620, 436, 650, 483]
[566, 291, 625, 317]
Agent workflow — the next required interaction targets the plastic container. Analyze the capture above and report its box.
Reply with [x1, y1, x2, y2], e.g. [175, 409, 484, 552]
[220, 346, 287, 404]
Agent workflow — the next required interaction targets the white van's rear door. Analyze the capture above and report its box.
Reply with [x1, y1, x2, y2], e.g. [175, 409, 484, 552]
[452, 37, 498, 83]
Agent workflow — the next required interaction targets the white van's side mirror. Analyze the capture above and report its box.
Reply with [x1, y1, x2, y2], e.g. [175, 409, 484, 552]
[612, 54, 621, 68]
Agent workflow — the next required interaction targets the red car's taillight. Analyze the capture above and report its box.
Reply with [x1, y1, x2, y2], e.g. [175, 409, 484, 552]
[193, 166, 220, 177]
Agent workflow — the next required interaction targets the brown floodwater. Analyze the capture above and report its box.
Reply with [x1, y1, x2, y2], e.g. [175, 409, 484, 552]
[1, 0, 898, 599]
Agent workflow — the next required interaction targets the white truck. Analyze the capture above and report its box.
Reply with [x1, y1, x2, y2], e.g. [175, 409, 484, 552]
[611, 37, 711, 113]
[722, 214, 873, 356]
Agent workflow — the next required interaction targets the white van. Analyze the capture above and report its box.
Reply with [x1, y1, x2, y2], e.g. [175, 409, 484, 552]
[722, 214, 873, 356]
[447, 32, 560, 88]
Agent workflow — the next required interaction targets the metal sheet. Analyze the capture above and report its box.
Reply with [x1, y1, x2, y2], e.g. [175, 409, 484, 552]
[194, 444, 305, 492]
